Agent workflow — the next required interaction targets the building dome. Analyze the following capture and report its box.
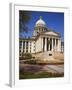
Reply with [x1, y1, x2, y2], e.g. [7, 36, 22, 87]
[35, 16, 46, 27]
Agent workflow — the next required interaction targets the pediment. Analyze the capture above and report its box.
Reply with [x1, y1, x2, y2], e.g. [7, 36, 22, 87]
[43, 31, 60, 36]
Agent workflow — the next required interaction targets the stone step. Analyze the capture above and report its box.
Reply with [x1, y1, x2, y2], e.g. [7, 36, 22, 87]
[33, 51, 64, 61]
[35, 52, 55, 61]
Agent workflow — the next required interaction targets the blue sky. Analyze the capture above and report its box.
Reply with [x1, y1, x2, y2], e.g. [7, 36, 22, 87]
[20, 11, 64, 40]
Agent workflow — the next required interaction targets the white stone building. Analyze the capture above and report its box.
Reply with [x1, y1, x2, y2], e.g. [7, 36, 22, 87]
[19, 16, 64, 59]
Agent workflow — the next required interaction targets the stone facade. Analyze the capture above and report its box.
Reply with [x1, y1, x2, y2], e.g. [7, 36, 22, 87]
[19, 16, 64, 59]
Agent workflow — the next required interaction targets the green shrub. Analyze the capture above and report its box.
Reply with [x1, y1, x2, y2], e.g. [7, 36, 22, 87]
[20, 53, 32, 60]
[19, 71, 64, 79]
[24, 60, 37, 64]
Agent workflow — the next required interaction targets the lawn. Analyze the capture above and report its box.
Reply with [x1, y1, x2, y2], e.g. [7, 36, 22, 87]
[19, 71, 64, 79]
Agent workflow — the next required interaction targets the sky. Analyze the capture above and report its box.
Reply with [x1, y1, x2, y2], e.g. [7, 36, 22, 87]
[20, 11, 64, 40]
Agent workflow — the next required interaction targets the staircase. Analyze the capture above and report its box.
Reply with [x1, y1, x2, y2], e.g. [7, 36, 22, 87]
[32, 51, 64, 63]
[34, 51, 55, 61]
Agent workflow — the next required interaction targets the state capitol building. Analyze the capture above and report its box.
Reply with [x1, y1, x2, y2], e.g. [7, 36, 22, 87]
[19, 16, 64, 60]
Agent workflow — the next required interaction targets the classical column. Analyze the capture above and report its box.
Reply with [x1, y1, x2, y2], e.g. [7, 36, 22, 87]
[43, 37, 44, 52]
[58, 38, 61, 52]
[41, 37, 43, 52]
[47, 38, 48, 51]
[56, 38, 59, 51]
[45, 37, 47, 52]
[21, 41, 23, 53]
[25, 41, 26, 53]
[52, 38, 53, 51]
[55, 38, 56, 52]
[28, 41, 30, 53]
[48, 38, 50, 51]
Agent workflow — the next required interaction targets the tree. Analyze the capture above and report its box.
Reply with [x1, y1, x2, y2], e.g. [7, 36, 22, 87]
[19, 11, 32, 37]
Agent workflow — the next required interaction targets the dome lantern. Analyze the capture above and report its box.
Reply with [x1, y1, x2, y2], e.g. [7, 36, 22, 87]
[40, 16, 42, 20]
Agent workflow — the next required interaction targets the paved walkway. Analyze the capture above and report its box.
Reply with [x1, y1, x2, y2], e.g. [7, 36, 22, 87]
[44, 65, 64, 73]
[20, 64, 64, 74]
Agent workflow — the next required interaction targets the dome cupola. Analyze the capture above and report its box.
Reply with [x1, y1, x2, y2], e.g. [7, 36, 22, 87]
[33, 16, 47, 37]
[35, 16, 46, 27]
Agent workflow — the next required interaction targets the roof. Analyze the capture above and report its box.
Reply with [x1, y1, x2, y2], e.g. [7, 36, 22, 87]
[35, 16, 46, 27]
[35, 30, 61, 40]
[19, 37, 35, 41]
[19, 29, 61, 42]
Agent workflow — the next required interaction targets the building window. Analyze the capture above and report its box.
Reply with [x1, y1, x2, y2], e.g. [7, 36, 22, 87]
[19, 41, 22, 47]
[34, 42, 35, 44]
[30, 42, 31, 47]
[56, 39, 58, 46]
[26, 46, 28, 49]
[42, 28, 43, 32]
[37, 32, 38, 34]
[53, 38, 55, 46]
[43, 37, 45, 52]
[30, 46, 31, 50]
[19, 46, 22, 49]
[34, 46, 35, 48]
[23, 49, 24, 52]
[39, 28, 40, 32]
[23, 41, 25, 49]
[26, 41, 28, 46]
[34, 48, 35, 51]
[26, 49, 28, 53]
[19, 50, 21, 52]
[23, 41, 25, 46]
[30, 50, 31, 53]
[19, 54, 21, 56]
[26, 41, 28, 50]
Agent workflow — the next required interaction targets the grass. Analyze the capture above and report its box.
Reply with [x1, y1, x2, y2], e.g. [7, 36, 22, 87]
[19, 71, 64, 79]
